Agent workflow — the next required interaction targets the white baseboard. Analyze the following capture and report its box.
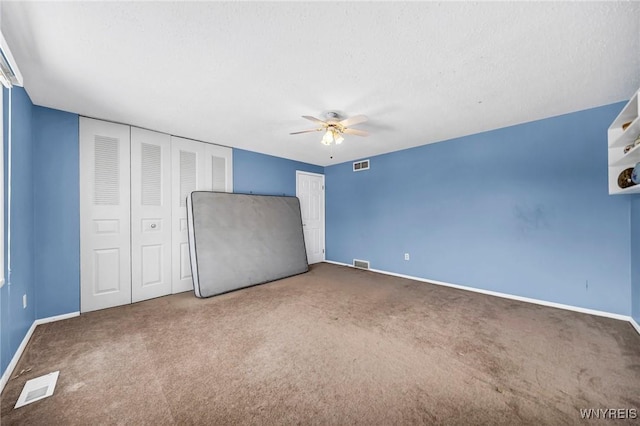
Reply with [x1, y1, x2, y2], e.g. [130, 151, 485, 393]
[323, 260, 638, 331]
[0, 322, 37, 394]
[34, 311, 79, 326]
[0, 311, 79, 394]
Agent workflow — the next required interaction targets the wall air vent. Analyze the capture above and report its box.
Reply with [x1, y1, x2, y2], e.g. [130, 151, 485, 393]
[353, 259, 370, 269]
[353, 159, 370, 172]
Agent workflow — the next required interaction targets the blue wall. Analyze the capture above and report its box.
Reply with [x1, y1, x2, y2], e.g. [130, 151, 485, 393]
[0, 92, 79, 378]
[632, 196, 640, 324]
[1, 89, 7, 378]
[233, 148, 323, 196]
[1, 87, 36, 375]
[33, 107, 80, 318]
[326, 103, 633, 316]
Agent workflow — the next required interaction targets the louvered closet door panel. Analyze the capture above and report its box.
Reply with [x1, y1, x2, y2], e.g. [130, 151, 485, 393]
[171, 137, 206, 293]
[131, 128, 172, 302]
[80, 117, 131, 312]
[204, 144, 233, 193]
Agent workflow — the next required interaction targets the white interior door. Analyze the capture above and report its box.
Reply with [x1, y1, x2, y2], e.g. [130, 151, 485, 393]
[170, 137, 233, 293]
[296, 171, 325, 264]
[80, 118, 131, 312]
[131, 127, 172, 302]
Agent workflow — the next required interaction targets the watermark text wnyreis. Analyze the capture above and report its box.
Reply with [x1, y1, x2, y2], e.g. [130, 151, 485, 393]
[580, 408, 637, 420]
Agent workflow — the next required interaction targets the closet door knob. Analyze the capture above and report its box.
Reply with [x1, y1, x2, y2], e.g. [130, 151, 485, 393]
[151, 223, 156, 229]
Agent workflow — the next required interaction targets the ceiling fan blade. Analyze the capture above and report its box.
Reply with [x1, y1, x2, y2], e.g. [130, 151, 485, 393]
[339, 114, 368, 127]
[343, 128, 369, 137]
[290, 128, 322, 135]
[302, 115, 327, 126]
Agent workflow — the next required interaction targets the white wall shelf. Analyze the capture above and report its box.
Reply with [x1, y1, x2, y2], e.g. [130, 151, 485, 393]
[610, 144, 640, 167]
[608, 89, 640, 195]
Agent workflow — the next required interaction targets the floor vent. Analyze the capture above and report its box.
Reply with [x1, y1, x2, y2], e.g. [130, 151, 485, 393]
[14, 371, 59, 409]
[353, 159, 370, 172]
[353, 259, 370, 269]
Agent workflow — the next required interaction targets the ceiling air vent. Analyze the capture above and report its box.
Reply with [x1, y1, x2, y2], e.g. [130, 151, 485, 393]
[353, 159, 370, 172]
[353, 259, 370, 269]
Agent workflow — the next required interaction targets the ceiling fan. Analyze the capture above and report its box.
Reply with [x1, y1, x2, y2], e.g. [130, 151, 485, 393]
[290, 111, 369, 145]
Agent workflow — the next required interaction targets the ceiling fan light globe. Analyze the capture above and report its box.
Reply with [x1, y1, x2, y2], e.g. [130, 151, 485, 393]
[322, 130, 333, 145]
[334, 133, 344, 144]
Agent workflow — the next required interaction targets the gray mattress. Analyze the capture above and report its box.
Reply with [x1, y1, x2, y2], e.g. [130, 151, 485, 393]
[187, 191, 309, 298]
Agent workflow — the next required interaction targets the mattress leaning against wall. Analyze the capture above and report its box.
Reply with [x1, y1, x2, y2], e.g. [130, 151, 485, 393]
[186, 191, 309, 298]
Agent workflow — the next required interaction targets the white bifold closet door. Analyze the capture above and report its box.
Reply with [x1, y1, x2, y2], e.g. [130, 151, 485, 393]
[130, 128, 172, 302]
[81, 117, 233, 312]
[80, 118, 132, 313]
[170, 137, 233, 293]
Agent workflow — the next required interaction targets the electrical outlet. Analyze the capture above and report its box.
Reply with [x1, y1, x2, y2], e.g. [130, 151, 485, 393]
[404, 253, 410, 261]
[23, 294, 27, 309]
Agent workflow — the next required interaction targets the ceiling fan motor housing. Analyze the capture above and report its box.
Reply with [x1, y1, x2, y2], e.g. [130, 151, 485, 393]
[323, 111, 344, 122]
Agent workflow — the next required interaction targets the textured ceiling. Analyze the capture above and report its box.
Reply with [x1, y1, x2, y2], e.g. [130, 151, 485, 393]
[1, 1, 639, 166]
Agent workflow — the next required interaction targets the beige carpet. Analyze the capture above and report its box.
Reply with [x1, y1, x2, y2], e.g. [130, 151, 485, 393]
[1, 263, 639, 425]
